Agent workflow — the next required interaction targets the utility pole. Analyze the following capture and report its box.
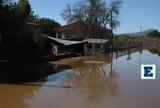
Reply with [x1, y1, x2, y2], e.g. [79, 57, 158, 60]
[110, 11, 113, 50]
[139, 25, 142, 37]
[139, 25, 143, 48]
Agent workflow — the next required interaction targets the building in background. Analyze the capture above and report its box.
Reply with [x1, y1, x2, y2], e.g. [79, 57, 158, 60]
[54, 21, 112, 54]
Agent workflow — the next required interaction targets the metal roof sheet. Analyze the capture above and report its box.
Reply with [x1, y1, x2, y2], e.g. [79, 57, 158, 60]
[83, 39, 109, 44]
[43, 34, 86, 46]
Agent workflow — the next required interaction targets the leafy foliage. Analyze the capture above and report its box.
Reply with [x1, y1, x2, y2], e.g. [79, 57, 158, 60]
[149, 47, 160, 56]
[19, 0, 31, 16]
[38, 18, 60, 37]
[147, 30, 160, 38]
[0, 0, 62, 82]
[0, 0, 45, 61]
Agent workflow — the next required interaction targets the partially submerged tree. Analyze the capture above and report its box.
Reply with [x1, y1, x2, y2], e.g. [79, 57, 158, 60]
[61, 0, 122, 40]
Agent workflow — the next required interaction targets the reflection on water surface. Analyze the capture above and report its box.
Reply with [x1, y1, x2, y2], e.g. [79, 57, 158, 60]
[0, 48, 160, 108]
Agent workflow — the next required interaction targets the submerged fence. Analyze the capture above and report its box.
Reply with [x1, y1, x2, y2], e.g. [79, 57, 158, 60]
[113, 40, 142, 50]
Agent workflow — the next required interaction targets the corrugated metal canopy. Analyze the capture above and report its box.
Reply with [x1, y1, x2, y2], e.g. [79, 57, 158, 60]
[43, 34, 86, 46]
[83, 39, 109, 44]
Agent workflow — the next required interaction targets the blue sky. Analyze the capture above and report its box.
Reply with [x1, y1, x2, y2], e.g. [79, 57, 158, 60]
[25, 0, 160, 34]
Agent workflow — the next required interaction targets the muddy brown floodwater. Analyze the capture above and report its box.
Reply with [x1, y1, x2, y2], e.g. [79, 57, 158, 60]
[0, 49, 160, 108]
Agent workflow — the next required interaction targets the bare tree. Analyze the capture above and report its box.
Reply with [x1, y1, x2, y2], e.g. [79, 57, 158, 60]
[61, 0, 122, 39]
[109, 0, 122, 48]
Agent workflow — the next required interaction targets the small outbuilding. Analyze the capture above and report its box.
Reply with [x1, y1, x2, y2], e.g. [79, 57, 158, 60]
[83, 39, 110, 54]
[53, 21, 112, 54]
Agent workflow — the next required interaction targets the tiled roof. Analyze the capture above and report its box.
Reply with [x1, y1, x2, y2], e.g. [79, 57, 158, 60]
[54, 21, 111, 32]
[54, 21, 85, 32]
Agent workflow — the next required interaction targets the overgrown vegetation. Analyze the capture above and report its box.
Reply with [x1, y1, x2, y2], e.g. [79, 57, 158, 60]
[147, 30, 160, 39]
[115, 29, 160, 41]
[148, 47, 160, 56]
[114, 29, 160, 53]
[0, 0, 60, 82]
[38, 18, 60, 37]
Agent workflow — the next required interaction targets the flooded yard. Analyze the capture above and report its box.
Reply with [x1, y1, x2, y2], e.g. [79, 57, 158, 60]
[0, 49, 160, 108]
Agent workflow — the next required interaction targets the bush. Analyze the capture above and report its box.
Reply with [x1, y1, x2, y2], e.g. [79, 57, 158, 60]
[149, 47, 160, 56]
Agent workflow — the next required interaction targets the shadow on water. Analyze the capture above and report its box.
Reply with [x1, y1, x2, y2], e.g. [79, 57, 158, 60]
[0, 47, 147, 108]
[1, 47, 159, 108]
[0, 59, 71, 84]
[0, 83, 73, 88]
[0, 47, 142, 85]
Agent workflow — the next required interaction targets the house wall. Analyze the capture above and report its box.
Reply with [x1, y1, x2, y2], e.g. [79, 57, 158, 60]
[54, 22, 113, 54]
[55, 22, 112, 40]
[84, 42, 109, 55]
[62, 27, 112, 40]
[62, 24, 88, 39]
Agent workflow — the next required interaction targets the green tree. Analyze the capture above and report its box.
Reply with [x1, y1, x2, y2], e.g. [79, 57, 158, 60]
[147, 30, 159, 38]
[0, 0, 40, 61]
[0, 0, 63, 82]
[38, 18, 60, 37]
[0, 0, 60, 62]
[19, 0, 31, 16]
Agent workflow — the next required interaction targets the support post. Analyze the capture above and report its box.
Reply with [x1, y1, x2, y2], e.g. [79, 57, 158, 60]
[56, 32, 58, 38]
